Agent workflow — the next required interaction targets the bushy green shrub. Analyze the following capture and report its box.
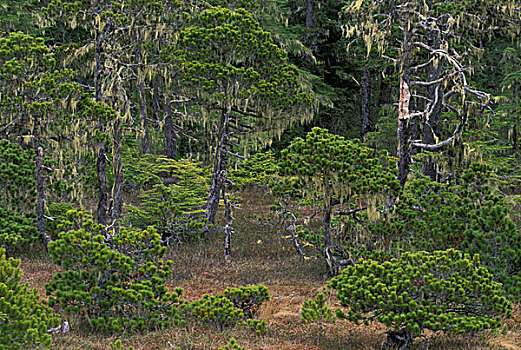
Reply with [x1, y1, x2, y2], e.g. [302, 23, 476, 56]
[372, 164, 521, 297]
[0, 139, 38, 252]
[0, 248, 59, 349]
[125, 156, 209, 244]
[191, 294, 244, 332]
[230, 150, 277, 188]
[301, 292, 335, 331]
[45, 210, 184, 333]
[329, 249, 513, 349]
[109, 340, 134, 350]
[222, 284, 270, 319]
[218, 338, 244, 350]
[246, 318, 267, 336]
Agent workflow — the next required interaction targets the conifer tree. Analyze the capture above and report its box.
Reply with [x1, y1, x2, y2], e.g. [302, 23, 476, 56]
[170, 6, 315, 227]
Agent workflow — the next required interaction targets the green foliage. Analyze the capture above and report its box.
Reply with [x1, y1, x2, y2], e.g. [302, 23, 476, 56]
[0, 139, 38, 251]
[45, 210, 184, 333]
[373, 164, 521, 297]
[0, 248, 59, 349]
[218, 338, 244, 350]
[222, 284, 270, 319]
[191, 294, 244, 332]
[330, 249, 513, 343]
[230, 150, 277, 188]
[246, 318, 267, 336]
[109, 340, 134, 350]
[125, 155, 209, 244]
[301, 292, 335, 331]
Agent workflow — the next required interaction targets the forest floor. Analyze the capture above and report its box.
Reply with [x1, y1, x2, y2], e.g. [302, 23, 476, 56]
[19, 187, 521, 350]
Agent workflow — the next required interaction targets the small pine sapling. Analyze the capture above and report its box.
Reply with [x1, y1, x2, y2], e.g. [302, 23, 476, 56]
[191, 294, 244, 332]
[109, 340, 134, 350]
[218, 338, 244, 350]
[246, 318, 267, 336]
[222, 284, 270, 319]
[329, 249, 513, 349]
[301, 291, 335, 331]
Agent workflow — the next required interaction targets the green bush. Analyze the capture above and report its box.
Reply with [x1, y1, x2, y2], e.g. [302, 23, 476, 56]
[0, 139, 38, 252]
[246, 318, 267, 336]
[191, 294, 244, 332]
[125, 156, 209, 244]
[218, 338, 244, 350]
[0, 248, 59, 349]
[372, 165, 521, 297]
[329, 249, 512, 348]
[222, 284, 270, 319]
[45, 210, 184, 333]
[230, 150, 277, 188]
[301, 292, 335, 331]
[109, 340, 134, 350]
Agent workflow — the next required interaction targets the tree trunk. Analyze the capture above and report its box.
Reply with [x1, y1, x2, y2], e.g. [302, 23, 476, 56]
[136, 34, 150, 155]
[361, 66, 371, 141]
[97, 141, 108, 225]
[322, 178, 335, 275]
[223, 185, 233, 263]
[306, 0, 313, 28]
[165, 102, 177, 159]
[206, 106, 231, 226]
[33, 127, 52, 247]
[108, 116, 123, 225]
[421, 32, 443, 181]
[397, 26, 413, 188]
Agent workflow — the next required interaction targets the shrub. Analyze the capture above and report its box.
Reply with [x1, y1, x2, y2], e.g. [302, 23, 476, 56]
[301, 292, 335, 331]
[218, 338, 244, 350]
[222, 284, 270, 319]
[246, 318, 267, 336]
[0, 248, 59, 349]
[45, 210, 184, 333]
[125, 156, 209, 244]
[230, 150, 277, 188]
[109, 340, 134, 350]
[329, 249, 513, 349]
[191, 294, 244, 332]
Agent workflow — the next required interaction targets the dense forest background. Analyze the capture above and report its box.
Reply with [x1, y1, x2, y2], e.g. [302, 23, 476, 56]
[1, 1, 521, 349]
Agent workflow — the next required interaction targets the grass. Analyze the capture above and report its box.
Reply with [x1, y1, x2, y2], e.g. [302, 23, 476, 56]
[17, 186, 521, 350]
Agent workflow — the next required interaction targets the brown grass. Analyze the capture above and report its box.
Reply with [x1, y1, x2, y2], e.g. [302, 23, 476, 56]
[18, 186, 521, 350]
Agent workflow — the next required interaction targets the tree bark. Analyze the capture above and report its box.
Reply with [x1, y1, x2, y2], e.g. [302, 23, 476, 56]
[33, 125, 52, 247]
[108, 116, 123, 225]
[97, 141, 108, 225]
[421, 32, 443, 181]
[306, 0, 313, 28]
[223, 185, 233, 263]
[397, 25, 413, 188]
[206, 106, 231, 226]
[361, 66, 371, 141]
[136, 34, 150, 155]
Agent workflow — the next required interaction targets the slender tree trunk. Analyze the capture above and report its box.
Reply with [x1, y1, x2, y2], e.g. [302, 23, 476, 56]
[136, 33, 150, 154]
[421, 33, 443, 181]
[97, 141, 108, 225]
[306, 0, 313, 28]
[33, 125, 52, 247]
[108, 116, 123, 224]
[397, 26, 413, 188]
[206, 106, 231, 226]
[165, 102, 177, 159]
[223, 185, 233, 263]
[361, 66, 371, 141]
[322, 177, 335, 275]
[95, 35, 108, 225]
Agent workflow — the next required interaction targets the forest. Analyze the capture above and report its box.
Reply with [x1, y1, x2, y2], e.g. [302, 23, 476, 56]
[1, 0, 521, 349]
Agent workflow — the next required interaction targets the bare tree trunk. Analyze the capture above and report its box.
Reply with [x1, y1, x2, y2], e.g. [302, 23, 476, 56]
[322, 178, 335, 275]
[206, 106, 231, 226]
[421, 33, 443, 181]
[136, 33, 150, 155]
[223, 185, 233, 263]
[361, 66, 371, 141]
[397, 26, 413, 188]
[306, 0, 313, 28]
[108, 116, 123, 225]
[95, 35, 108, 225]
[33, 125, 52, 247]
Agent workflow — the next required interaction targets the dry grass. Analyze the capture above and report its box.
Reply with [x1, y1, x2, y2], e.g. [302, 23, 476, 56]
[18, 186, 521, 350]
